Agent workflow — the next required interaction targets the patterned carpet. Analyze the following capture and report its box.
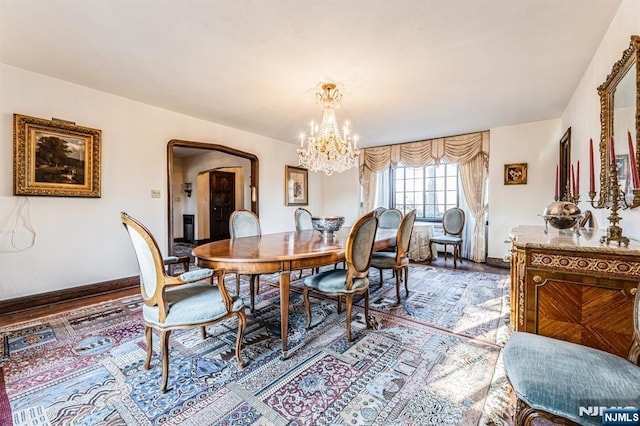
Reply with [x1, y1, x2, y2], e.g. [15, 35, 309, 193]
[1, 264, 513, 425]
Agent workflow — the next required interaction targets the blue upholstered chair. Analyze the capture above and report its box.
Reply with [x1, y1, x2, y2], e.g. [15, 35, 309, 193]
[163, 255, 190, 276]
[370, 209, 416, 302]
[294, 208, 319, 278]
[429, 207, 465, 268]
[120, 212, 246, 393]
[303, 211, 379, 342]
[229, 209, 261, 311]
[373, 206, 387, 218]
[295, 207, 313, 231]
[377, 207, 403, 254]
[378, 208, 403, 229]
[503, 286, 640, 425]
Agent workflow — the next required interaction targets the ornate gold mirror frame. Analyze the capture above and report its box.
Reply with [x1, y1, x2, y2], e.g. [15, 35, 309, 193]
[596, 35, 640, 207]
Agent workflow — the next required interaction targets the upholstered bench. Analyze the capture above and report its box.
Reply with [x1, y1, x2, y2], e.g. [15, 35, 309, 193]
[504, 331, 640, 425]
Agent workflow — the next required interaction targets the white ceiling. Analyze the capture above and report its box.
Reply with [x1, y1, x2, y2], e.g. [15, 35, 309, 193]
[0, 0, 622, 148]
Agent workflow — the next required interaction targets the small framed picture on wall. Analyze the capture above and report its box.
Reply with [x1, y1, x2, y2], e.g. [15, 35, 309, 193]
[504, 163, 527, 185]
[285, 165, 308, 205]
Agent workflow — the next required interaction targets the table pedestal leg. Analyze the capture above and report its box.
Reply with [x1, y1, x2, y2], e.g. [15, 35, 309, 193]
[279, 270, 291, 359]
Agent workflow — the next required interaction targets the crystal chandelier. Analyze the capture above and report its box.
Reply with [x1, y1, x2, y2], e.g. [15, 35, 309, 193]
[297, 82, 360, 175]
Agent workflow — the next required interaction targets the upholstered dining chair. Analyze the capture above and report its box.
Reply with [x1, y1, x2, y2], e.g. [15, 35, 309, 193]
[120, 212, 246, 393]
[163, 255, 190, 276]
[377, 208, 403, 254]
[303, 211, 379, 342]
[294, 207, 313, 231]
[370, 209, 416, 302]
[429, 207, 465, 268]
[503, 283, 640, 425]
[294, 208, 319, 278]
[373, 206, 387, 218]
[378, 208, 403, 229]
[230, 209, 262, 311]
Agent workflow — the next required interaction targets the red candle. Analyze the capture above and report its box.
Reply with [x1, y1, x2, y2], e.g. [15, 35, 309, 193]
[628, 130, 639, 188]
[589, 138, 595, 192]
[555, 164, 559, 199]
[610, 136, 616, 164]
[576, 160, 580, 197]
[571, 163, 576, 195]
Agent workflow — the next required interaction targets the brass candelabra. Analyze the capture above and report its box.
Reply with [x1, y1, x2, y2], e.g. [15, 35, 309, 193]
[588, 159, 640, 247]
[554, 180, 580, 204]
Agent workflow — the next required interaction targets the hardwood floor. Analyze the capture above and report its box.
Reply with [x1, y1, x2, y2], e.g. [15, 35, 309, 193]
[423, 253, 510, 275]
[2, 256, 507, 326]
[0, 287, 138, 325]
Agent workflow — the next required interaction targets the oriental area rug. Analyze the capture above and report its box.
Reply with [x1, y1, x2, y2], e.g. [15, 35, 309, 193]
[0, 264, 513, 425]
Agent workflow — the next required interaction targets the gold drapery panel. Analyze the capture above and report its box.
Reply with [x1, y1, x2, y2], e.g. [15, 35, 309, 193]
[359, 131, 489, 262]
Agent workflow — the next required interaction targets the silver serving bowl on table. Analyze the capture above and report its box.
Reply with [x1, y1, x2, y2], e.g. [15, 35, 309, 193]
[311, 216, 345, 237]
[542, 201, 582, 233]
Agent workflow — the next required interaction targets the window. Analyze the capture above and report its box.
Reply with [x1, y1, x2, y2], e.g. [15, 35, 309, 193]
[392, 162, 459, 220]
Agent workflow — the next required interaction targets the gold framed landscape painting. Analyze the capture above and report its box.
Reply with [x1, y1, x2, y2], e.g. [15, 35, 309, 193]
[13, 114, 102, 197]
[285, 165, 308, 206]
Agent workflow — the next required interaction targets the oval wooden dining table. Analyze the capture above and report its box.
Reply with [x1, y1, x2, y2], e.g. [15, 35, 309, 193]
[192, 227, 396, 358]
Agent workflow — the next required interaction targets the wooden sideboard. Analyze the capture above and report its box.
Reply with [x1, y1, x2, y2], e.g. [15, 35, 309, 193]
[510, 225, 639, 358]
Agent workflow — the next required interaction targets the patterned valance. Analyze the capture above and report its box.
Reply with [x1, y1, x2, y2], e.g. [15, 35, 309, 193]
[359, 131, 489, 174]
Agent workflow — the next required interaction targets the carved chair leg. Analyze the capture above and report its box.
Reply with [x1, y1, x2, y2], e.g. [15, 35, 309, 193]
[395, 267, 401, 303]
[235, 311, 247, 368]
[379, 268, 384, 286]
[345, 294, 353, 342]
[364, 290, 371, 329]
[200, 326, 207, 339]
[453, 245, 458, 269]
[235, 273, 241, 296]
[160, 329, 171, 394]
[144, 325, 153, 370]
[404, 265, 409, 296]
[337, 295, 342, 314]
[303, 287, 313, 330]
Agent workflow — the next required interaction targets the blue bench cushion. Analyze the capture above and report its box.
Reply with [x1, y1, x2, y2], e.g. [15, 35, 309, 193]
[503, 332, 640, 425]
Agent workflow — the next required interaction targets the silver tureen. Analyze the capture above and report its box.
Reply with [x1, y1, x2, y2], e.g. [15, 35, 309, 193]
[542, 201, 582, 231]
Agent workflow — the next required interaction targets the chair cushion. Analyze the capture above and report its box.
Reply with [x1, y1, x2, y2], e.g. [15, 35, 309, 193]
[304, 269, 369, 293]
[430, 235, 462, 244]
[179, 268, 213, 282]
[503, 332, 640, 426]
[143, 282, 244, 327]
[371, 251, 408, 269]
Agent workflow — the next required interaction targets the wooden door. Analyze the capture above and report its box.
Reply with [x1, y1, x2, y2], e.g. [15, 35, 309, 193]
[210, 171, 235, 241]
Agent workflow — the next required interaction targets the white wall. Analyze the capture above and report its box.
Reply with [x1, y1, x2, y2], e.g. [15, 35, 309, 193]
[562, 0, 640, 240]
[487, 119, 562, 258]
[320, 166, 361, 226]
[0, 63, 325, 300]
